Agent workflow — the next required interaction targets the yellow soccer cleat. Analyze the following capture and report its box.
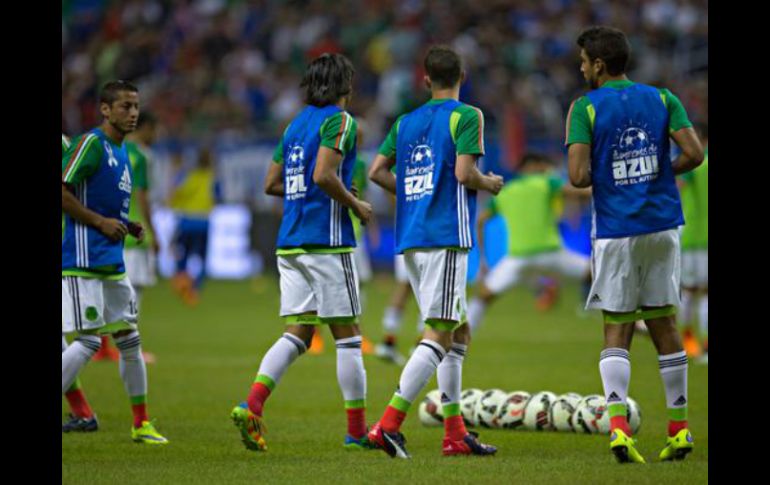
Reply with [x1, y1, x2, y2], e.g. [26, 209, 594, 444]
[659, 428, 694, 461]
[610, 429, 646, 464]
[131, 420, 169, 445]
[231, 403, 267, 451]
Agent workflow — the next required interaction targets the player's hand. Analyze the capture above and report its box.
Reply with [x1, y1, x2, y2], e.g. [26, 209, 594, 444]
[486, 172, 504, 195]
[353, 200, 373, 225]
[128, 221, 145, 243]
[97, 218, 128, 241]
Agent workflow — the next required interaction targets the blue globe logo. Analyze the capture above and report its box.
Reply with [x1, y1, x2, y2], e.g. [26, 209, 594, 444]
[410, 144, 434, 164]
[618, 128, 649, 151]
[288, 145, 305, 164]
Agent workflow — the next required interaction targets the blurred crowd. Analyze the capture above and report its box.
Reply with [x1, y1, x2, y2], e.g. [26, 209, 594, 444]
[62, 0, 708, 152]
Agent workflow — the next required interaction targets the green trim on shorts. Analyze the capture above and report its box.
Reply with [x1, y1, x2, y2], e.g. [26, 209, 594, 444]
[318, 316, 359, 325]
[283, 314, 322, 325]
[603, 305, 677, 324]
[403, 246, 470, 254]
[62, 269, 127, 280]
[97, 321, 136, 334]
[276, 246, 354, 256]
[344, 399, 366, 410]
[424, 319, 460, 332]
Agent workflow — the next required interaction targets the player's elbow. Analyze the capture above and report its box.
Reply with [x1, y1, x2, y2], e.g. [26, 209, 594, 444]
[455, 166, 471, 185]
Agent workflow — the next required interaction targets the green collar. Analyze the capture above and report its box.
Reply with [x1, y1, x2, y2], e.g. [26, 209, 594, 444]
[601, 79, 634, 89]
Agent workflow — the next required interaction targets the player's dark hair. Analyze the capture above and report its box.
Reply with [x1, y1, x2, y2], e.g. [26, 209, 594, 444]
[300, 53, 355, 107]
[424, 45, 463, 89]
[137, 112, 156, 129]
[99, 80, 139, 106]
[519, 152, 551, 168]
[576, 26, 630, 76]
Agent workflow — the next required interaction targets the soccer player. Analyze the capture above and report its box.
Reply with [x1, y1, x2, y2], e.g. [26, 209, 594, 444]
[230, 53, 374, 452]
[168, 147, 219, 306]
[61, 133, 99, 433]
[566, 27, 704, 463]
[374, 255, 420, 366]
[467, 153, 591, 335]
[61, 81, 168, 444]
[678, 123, 708, 363]
[367, 45, 502, 458]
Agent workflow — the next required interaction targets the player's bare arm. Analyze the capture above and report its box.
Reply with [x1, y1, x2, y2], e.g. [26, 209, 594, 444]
[62, 183, 127, 241]
[368, 153, 397, 195]
[314, 146, 372, 224]
[567, 143, 592, 188]
[670, 126, 704, 175]
[455, 154, 503, 195]
[135, 188, 155, 250]
[264, 161, 285, 197]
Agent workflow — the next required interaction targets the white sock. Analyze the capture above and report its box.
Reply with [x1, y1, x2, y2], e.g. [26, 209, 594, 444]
[114, 331, 147, 399]
[382, 306, 403, 335]
[257, 333, 307, 385]
[335, 336, 366, 402]
[135, 287, 143, 312]
[599, 348, 630, 408]
[698, 294, 708, 343]
[395, 339, 446, 403]
[62, 334, 100, 393]
[437, 343, 467, 406]
[659, 351, 688, 412]
[679, 291, 696, 326]
[467, 298, 487, 334]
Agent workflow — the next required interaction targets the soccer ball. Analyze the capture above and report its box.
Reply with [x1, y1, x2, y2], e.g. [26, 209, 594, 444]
[523, 391, 558, 431]
[549, 394, 581, 432]
[287, 145, 305, 164]
[418, 389, 444, 427]
[497, 391, 531, 429]
[618, 127, 650, 151]
[410, 144, 434, 164]
[460, 388, 484, 427]
[627, 397, 642, 434]
[574, 395, 607, 434]
[474, 389, 508, 428]
[595, 396, 643, 435]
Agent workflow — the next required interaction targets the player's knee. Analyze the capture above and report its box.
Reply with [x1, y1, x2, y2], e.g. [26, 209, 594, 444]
[453, 323, 471, 346]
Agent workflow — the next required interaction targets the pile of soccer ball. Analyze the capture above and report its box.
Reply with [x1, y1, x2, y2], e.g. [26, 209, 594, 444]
[418, 389, 641, 434]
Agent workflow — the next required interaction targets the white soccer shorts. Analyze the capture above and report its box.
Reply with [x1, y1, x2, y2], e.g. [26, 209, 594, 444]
[62, 276, 138, 334]
[124, 248, 157, 287]
[484, 249, 589, 295]
[586, 229, 681, 313]
[404, 248, 468, 325]
[394, 254, 408, 283]
[278, 253, 361, 321]
[681, 249, 708, 289]
[353, 243, 373, 284]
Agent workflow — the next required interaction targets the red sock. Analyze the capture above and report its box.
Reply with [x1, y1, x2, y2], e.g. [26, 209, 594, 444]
[346, 408, 367, 439]
[381, 405, 406, 433]
[101, 335, 111, 349]
[444, 415, 467, 441]
[610, 415, 632, 436]
[132, 404, 148, 428]
[65, 389, 94, 419]
[668, 420, 688, 437]
[247, 382, 271, 417]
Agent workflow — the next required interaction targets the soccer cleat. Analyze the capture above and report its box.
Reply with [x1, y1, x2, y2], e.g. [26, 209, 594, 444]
[374, 343, 406, 366]
[535, 279, 559, 312]
[62, 413, 99, 433]
[659, 428, 694, 461]
[442, 431, 497, 456]
[308, 329, 324, 355]
[682, 330, 703, 358]
[343, 434, 376, 451]
[367, 422, 410, 458]
[361, 336, 375, 355]
[231, 402, 267, 451]
[609, 428, 645, 463]
[131, 420, 168, 444]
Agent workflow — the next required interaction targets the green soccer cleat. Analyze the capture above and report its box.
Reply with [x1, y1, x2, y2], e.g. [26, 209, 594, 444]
[231, 402, 267, 452]
[609, 429, 646, 464]
[659, 428, 694, 461]
[131, 420, 169, 445]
